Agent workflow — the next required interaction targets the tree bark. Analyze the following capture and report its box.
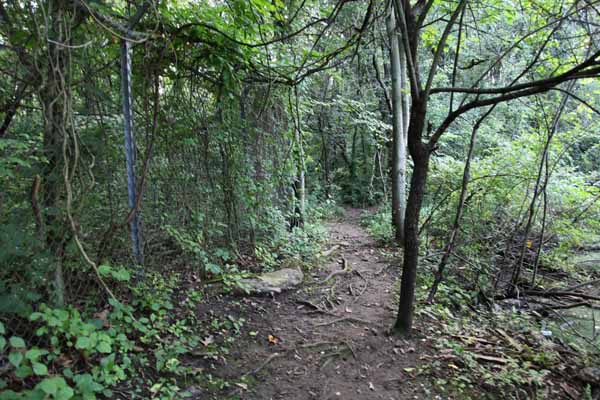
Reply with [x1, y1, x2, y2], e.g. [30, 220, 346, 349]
[386, 6, 407, 243]
[38, 1, 71, 306]
[394, 99, 428, 335]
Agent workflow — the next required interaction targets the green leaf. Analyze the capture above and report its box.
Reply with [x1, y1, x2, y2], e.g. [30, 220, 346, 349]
[55, 309, 69, 322]
[32, 362, 48, 376]
[8, 352, 23, 368]
[98, 264, 111, 276]
[29, 312, 43, 321]
[96, 341, 111, 353]
[0, 390, 20, 400]
[26, 348, 48, 361]
[112, 268, 131, 282]
[0, 322, 5, 335]
[15, 365, 32, 379]
[75, 337, 91, 350]
[0, 337, 6, 352]
[55, 386, 74, 400]
[74, 373, 103, 395]
[36, 377, 70, 396]
[36, 378, 58, 395]
[9, 336, 25, 349]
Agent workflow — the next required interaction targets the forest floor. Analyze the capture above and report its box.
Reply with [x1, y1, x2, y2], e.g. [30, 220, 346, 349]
[195, 209, 441, 400]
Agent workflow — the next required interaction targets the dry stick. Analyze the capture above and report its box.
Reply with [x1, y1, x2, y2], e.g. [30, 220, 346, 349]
[526, 290, 600, 302]
[321, 258, 351, 283]
[531, 112, 551, 288]
[538, 301, 594, 311]
[374, 263, 392, 276]
[321, 244, 340, 257]
[351, 270, 369, 303]
[248, 352, 283, 376]
[559, 279, 600, 293]
[314, 316, 376, 327]
[297, 341, 337, 349]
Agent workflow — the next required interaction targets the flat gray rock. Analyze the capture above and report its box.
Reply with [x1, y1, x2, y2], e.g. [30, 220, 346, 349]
[238, 268, 304, 295]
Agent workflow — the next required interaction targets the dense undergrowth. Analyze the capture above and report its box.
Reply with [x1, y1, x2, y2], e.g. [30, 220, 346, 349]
[415, 278, 598, 399]
[361, 141, 600, 398]
[2, 1, 600, 399]
[0, 201, 337, 399]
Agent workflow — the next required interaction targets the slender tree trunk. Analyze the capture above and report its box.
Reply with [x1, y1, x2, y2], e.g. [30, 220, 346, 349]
[291, 87, 305, 227]
[386, 6, 407, 243]
[511, 91, 570, 288]
[427, 108, 493, 302]
[319, 75, 332, 197]
[394, 100, 428, 335]
[531, 155, 548, 287]
[350, 128, 358, 202]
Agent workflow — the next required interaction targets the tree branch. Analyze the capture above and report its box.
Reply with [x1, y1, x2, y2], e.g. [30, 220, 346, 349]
[424, 0, 466, 97]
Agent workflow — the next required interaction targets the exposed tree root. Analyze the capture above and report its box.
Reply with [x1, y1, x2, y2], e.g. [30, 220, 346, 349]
[314, 316, 377, 327]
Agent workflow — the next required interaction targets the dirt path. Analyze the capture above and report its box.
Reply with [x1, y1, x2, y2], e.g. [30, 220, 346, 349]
[203, 209, 436, 400]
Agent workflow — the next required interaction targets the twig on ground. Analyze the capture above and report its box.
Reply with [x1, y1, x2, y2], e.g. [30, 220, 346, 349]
[314, 316, 377, 327]
[296, 299, 322, 310]
[321, 258, 351, 283]
[297, 340, 337, 349]
[343, 340, 357, 359]
[248, 352, 283, 376]
[373, 264, 391, 276]
[526, 290, 600, 302]
[321, 245, 340, 257]
[351, 270, 369, 303]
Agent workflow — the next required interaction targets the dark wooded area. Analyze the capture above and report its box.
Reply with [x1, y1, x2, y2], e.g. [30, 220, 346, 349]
[1, 0, 600, 398]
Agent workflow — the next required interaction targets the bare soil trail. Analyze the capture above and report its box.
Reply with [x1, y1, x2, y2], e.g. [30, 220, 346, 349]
[201, 208, 437, 400]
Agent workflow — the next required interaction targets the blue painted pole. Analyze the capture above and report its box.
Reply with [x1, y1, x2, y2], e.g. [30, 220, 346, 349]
[120, 39, 143, 265]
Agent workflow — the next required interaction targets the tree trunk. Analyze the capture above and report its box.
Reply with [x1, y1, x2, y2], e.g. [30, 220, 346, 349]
[291, 87, 305, 227]
[39, 1, 70, 306]
[394, 100, 428, 335]
[386, 6, 407, 244]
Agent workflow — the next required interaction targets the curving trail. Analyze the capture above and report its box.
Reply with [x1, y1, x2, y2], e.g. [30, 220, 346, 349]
[204, 209, 436, 400]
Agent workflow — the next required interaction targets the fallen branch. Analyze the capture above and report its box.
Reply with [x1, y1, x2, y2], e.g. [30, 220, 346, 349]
[450, 334, 496, 346]
[541, 301, 593, 310]
[526, 290, 600, 302]
[471, 354, 510, 364]
[560, 279, 600, 292]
